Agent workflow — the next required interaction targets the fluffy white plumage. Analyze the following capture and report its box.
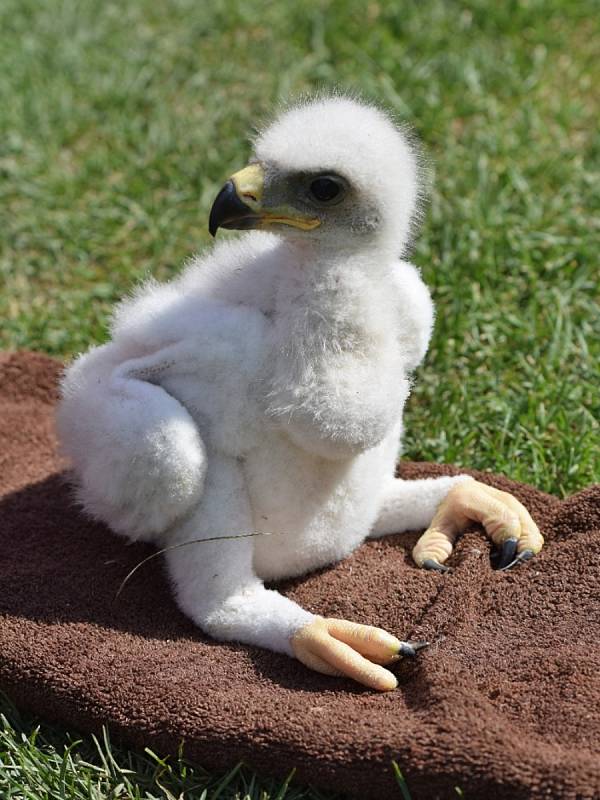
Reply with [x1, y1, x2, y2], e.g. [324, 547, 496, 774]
[57, 95, 471, 661]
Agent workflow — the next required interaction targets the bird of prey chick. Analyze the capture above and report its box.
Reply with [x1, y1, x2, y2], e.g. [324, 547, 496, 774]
[58, 95, 543, 691]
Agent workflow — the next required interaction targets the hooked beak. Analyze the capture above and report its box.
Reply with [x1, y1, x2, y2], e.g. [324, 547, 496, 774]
[208, 162, 320, 237]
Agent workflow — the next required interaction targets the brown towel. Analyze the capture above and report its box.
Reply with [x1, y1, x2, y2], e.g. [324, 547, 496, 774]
[1, 351, 598, 800]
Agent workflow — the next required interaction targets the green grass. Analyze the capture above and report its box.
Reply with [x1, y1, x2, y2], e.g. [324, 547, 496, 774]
[1, 0, 598, 797]
[0, 695, 321, 800]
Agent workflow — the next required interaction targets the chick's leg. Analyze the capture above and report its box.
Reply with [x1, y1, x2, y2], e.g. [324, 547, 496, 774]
[165, 454, 411, 690]
[371, 476, 543, 571]
[371, 475, 473, 539]
[164, 452, 313, 654]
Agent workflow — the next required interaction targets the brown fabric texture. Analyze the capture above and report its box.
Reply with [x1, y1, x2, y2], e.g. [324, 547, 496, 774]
[1, 350, 599, 800]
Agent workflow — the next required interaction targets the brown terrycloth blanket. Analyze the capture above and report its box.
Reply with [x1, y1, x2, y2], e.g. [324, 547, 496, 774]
[1, 351, 599, 800]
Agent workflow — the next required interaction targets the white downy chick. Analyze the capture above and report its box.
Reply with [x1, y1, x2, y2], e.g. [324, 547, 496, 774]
[57, 95, 543, 691]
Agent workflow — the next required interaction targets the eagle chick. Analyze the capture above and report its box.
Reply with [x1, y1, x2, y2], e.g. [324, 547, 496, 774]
[58, 96, 543, 690]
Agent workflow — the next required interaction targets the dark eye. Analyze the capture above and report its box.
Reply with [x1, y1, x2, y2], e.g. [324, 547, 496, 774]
[309, 176, 343, 203]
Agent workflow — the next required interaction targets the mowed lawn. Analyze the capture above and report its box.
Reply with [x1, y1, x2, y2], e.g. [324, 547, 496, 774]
[1, 1, 598, 797]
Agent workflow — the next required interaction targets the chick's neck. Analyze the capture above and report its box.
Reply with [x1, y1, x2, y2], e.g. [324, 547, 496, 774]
[272, 237, 400, 354]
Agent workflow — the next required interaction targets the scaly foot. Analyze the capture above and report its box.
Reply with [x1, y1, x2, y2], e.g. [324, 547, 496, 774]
[412, 478, 544, 572]
[291, 617, 427, 691]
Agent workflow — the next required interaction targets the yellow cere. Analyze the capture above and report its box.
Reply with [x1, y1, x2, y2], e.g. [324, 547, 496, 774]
[231, 163, 321, 230]
[230, 163, 265, 205]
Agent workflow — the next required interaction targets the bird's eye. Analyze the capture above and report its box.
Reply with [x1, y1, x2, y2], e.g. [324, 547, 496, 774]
[309, 176, 343, 203]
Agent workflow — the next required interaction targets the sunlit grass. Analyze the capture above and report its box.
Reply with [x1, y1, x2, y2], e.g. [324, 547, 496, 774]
[0, 696, 317, 800]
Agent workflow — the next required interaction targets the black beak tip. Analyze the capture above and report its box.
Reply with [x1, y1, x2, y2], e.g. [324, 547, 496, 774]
[208, 180, 254, 237]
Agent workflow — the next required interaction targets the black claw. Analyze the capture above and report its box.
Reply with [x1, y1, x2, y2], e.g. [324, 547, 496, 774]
[494, 537, 518, 570]
[498, 549, 535, 572]
[422, 558, 450, 573]
[399, 640, 429, 657]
